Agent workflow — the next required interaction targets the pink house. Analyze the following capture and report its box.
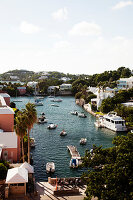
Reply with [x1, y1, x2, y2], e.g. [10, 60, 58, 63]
[0, 95, 21, 163]
[17, 87, 26, 95]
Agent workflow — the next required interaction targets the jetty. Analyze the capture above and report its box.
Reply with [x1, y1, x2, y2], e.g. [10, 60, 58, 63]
[67, 145, 81, 159]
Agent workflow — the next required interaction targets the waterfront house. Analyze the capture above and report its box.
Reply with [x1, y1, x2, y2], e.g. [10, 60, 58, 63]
[0, 95, 21, 163]
[47, 86, 59, 94]
[117, 76, 133, 89]
[17, 87, 26, 95]
[91, 88, 115, 110]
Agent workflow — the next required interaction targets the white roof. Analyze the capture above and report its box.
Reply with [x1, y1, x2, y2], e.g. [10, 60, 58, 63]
[20, 162, 34, 173]
[0, 132, 17, 148]
[6, 167, 28, 183]
[0, 93, 10, 98]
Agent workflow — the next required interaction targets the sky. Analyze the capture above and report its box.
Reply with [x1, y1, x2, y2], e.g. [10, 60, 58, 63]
[0, 0, 133, 75]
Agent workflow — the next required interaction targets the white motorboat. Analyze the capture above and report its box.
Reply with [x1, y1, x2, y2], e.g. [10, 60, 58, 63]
[48, 95, 54, 98]
[71, 111, 78, 115]
[51, 98, 62, 102]
[34, 98, 43, 106]
[46, 162, 55, 173]
[95, 112, 127, 132]
[60, 130, 67, 136]
[30, 138, 35, 148]
[80, 138, 87, 145]
[51, 104, 59, 107]
[78, 112, 87, 118]
[47, 123, 57, 129]
[38, 118, 48, 124]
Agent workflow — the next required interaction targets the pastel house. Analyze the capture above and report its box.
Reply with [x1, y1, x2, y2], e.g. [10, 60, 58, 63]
[0, 94, 21, 163]
[17, 87, 26, 95]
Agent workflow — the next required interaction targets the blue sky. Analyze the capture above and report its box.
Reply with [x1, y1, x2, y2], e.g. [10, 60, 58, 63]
[0, 0, 133, 74]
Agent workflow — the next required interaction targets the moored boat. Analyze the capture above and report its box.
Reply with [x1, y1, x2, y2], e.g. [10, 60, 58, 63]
[30, 138, 35, 148]
[46, 162, 55, 173]
[71, 111, 78, 115]
[47, 123, 57, 129]
[60, 130, 67, 136]
[80, 138, 87, 145]
[34, 98, 43, 106]
[78, 112, 87, 118]
[51, 98, 63, 102]
[95, 112, 127, 132]
[51, 104, 59, 107]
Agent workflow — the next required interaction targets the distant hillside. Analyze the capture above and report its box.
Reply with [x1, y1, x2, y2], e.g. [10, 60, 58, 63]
[0, 69, 90, 83]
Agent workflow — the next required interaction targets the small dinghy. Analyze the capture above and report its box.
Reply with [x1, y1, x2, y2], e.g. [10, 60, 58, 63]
[38, 118, 48, 124]
[71, 111, 78, 115]
[78, 112, 87, 118]
[46, 162, 55, 173]
[60, 130, 67, 136]
[47, 123, 57, 129]
[80, 138, 87, 145]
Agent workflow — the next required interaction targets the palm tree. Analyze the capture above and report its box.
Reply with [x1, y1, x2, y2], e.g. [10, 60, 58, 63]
[15, 111, 27, 163]
[25, 103, 37, 164]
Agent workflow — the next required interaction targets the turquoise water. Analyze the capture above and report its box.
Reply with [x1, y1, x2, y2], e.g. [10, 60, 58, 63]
[11, 96, 121, 181]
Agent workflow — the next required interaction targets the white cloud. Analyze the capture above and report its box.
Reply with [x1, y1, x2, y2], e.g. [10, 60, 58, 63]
[19, 21, 41, 34]
[69, 21, 102, 36]
[52, 7, 68, 21]
[112, 1, 133, 10]
[54, 41, 71, 49]
[49, 33, 62, 39]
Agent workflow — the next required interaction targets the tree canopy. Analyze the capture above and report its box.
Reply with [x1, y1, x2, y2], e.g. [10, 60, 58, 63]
[81, 132, 133, 200]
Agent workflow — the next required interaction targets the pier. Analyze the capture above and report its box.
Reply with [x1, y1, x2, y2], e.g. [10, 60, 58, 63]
[67, 145, 81, 159]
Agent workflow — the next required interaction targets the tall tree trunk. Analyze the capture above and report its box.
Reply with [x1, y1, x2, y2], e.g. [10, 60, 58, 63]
[28, 129, 30, 164]
[21, 136, 25, 163]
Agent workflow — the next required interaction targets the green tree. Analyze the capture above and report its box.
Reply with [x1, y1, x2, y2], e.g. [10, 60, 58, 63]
[0, 163, 7, 180]
[81, 132, 133, 200]
[25, 103, 37, 164]
[15, 111, 27, 163]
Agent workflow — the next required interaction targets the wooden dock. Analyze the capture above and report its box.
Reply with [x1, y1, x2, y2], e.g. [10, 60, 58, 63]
[67, 145, 81, 159]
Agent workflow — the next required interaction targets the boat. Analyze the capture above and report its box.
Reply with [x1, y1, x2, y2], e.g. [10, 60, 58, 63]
[60, 130, 67, 136]
[80, 138, 87, 145]
[48, 95, 54, 98]
[30, 138, 35, 148]
[95, 112, 127, 132]
[51, 104, 59, 107]
[34, 98, 43, 106]
[38, 112, 45, 119]
[46, 162, 55, 173]
[78, 112, 87, 118]
[37, 118, 48, 124]
[47, 123, 57, 129]
[51, 98, 63, 102]
[37, 96, 44, 100]
[70, 111, 78, 115]
[69, 158, 79, 168]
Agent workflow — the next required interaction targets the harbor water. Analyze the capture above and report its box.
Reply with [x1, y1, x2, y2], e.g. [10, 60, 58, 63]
[11, 96, 123, 181]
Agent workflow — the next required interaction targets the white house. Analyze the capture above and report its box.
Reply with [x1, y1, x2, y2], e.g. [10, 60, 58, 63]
[47, 86, 59, 93]
[117, 76, 133, 89]
[91, 87, 115, 110]
[60, 84, 72, 91]
[27, 81, 38, 88]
